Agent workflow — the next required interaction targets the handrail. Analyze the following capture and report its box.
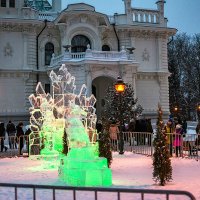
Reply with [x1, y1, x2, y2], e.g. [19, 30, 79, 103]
[0, 183, 196, 200]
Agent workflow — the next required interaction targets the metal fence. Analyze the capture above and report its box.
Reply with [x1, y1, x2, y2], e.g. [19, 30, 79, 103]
[1, 133, 200, 160]
[0, 135, 29, 157]
[0, 182, 196, 200]
[109, 132, 200, 160]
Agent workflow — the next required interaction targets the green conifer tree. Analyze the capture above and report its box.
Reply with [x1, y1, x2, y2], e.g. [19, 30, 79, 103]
[99, 83, 142, 166]
[153, 104, 173, 186]
[98, 117, 112, 167]
[103, 84, 143, 124]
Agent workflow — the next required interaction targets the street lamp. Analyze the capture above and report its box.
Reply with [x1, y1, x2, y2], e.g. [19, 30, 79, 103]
[173, 105, 178, 117]
[197, 103, 200, 122]
[174, 105, 178, 112]
[115, 76, 125, 155]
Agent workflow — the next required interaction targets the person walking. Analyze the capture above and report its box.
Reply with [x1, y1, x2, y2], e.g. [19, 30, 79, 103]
[164, 119, 175, 156]
[6, 120, 16, 149]
[0, 122, 8, 152]
[109, 122, 119, 151]
[96, 120, 103, 140]
[173, 124, 184, 157]
[25, 125, 31, 156]
[16, 122, 24, 155]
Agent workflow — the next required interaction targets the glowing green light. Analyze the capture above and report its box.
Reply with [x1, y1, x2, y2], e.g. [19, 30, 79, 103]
[59, 147, 112, 186]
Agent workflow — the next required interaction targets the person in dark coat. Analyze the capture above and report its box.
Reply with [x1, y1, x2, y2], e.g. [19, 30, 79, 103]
[139, 119, 147, 145]
[134, 119, 140, 145]
[96, 120, 103, 140]
[6, 120, 16, 149]
[16, 122, 24, 155]
[0, 122, 8, 152]
[182, 119, 187, 135]
[25, 125, 31, 155]
[146, 118, 153, 145]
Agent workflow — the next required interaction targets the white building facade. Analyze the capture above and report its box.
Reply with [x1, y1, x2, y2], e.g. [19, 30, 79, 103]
[0, 0, 176, 122]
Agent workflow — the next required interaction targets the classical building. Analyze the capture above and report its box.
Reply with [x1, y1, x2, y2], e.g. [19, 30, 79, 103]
[0, 0, 176, 122]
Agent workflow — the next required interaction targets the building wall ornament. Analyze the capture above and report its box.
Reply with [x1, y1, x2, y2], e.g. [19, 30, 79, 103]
[80, 15, 88, 23]
[142, 48, 150, 61]
[4, 43, 13, 57]
[0, 22, 38, 33]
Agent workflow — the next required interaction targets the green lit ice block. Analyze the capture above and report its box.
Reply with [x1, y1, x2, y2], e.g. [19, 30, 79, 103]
[60, 168, 112, 186]
[67, 146, 98, 159]
[40, 148, 59, 169]
[58, 146, 112, 186]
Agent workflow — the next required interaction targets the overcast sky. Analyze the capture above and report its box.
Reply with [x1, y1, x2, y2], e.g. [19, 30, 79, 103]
[60, 0, 200, 36]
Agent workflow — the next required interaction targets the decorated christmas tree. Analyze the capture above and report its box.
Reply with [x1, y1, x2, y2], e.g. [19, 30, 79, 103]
[153, 104, 172, 186]
[103, 83, 143, 125]
[99, 83, 142, 165]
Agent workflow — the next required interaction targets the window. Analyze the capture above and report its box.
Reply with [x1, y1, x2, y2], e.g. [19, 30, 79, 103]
[45, 42, 54, 65]
[45, 84, 50, 94]
[9, 0, 15, 7]
[71, 35, 91, 53]
[102, 45, 110, 51]
[1, 0, 6, 7]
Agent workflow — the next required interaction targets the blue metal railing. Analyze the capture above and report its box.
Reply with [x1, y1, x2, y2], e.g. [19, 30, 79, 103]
[0, 183, 196, 200]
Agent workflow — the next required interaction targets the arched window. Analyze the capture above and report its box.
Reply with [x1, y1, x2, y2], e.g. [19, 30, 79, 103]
[1, 0, 6, 7]
[102, 45, 110, 51]
[71, 35, 91, 53]
[9, 0, 15, 7]
[45, 42, 54, 65]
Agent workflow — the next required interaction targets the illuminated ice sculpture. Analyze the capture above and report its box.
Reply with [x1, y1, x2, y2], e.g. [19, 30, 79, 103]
[28, 64, 112, 186]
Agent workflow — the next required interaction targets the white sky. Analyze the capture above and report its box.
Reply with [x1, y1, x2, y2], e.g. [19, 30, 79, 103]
[0, 152, 199, 199]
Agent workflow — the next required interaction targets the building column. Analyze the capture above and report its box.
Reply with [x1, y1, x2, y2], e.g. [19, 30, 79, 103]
[22, 33, 28, 69]
[156, 34, 169, 72]
[52, 0, 62, 12]
[85, 65, 92, 96]
[123, 0, 132, 24]
[158, 74, 169, 114]
[156, 0, 165, 25]
[27, 33, 37, 69]
[58, 24, 67, 54]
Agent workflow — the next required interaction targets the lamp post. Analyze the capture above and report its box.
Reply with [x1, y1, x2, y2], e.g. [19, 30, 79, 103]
[115, 76, 125, 155]
[197, 103, 200, 122]
[174, 105, 178, 118]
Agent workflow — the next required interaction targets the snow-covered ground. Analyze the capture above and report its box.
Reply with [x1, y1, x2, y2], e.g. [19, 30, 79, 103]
[0, 152, 200, 200]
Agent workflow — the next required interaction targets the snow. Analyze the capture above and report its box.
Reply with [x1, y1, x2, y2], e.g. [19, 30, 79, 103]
[0, 152, 200, 200]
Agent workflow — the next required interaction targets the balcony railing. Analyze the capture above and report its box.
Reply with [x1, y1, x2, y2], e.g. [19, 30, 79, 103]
[132, 8, 159, 24]
[38, 12, 58, 21]
[50, 48, 133, 67]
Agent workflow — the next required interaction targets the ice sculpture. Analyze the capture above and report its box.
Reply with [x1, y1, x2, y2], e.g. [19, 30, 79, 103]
[29, 64, 112, 186]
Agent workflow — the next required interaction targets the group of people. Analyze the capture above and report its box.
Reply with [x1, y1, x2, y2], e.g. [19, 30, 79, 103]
[96, 118, 154, 150]
[96, 116, 200, 157]
[164, 118, 186, 157]
[163, 117, 200, 157]
[0, 121, 31, 155]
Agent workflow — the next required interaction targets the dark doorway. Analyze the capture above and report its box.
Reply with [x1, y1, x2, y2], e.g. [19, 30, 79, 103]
[102, 45, 110, 51]
[71, 35, 91, 53]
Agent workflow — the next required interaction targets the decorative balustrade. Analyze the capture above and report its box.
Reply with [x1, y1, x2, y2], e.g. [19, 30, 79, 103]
[71, 52, 86, 59]
[132, 8, 159, 24]
[38, 12, 58, 21]
[91, 51, 125, 59]
[50, 49, 131, 67]
[50, 54, 64, 66]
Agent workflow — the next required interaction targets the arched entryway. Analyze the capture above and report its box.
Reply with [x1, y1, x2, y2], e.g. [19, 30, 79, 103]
[92, 76, 115, 119]
[71, 35, 91, 53]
